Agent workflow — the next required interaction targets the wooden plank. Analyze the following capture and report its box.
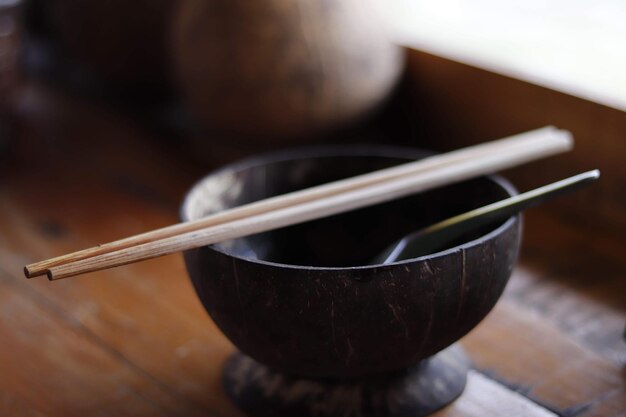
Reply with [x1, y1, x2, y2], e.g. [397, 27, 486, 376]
[403, 48, 626, 234]
[505, 267, 626, 364]
[3, 169, 622, 416]
[0, 269, 192, 417]
[503, 210, 626, 364]
[0, 180, 242, 417]
[463, 300, 625, 416]
[0, 84, 241, 417]
[434, 371, 557, 417]
[1, 80, 623, 417]
[463, 210, 625, 416]
[584, 389, 626, 417]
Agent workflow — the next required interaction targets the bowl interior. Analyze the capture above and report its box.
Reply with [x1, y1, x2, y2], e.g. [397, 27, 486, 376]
[182, 147, 515, 268]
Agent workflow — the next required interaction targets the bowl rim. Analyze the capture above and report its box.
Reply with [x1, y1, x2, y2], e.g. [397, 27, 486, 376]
[180, 144, 519, 271]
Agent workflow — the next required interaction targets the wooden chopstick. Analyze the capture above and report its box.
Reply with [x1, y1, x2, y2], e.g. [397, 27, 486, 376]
[24, 126, 566, 279]
[39, 127, 573, 280]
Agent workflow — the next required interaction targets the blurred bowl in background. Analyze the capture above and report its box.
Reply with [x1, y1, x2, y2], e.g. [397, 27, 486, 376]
[173, 0, 405, 143]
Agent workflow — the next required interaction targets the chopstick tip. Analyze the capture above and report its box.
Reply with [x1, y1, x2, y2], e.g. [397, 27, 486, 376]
[588, 169, 601, 180]
[24, 264, 47, 279]
[555, 129, 574, 149]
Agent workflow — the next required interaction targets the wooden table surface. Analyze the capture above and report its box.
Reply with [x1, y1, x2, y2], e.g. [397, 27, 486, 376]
[1, 83, 624, 417]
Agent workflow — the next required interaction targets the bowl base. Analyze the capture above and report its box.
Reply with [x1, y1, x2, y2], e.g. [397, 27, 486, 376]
[223, 344, 470, 417]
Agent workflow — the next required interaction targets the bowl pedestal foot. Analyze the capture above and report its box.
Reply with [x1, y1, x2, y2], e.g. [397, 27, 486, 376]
[223, 343, 470, 417]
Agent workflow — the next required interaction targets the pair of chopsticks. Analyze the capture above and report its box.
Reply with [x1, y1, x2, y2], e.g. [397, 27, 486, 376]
[25, 126, 573, 281]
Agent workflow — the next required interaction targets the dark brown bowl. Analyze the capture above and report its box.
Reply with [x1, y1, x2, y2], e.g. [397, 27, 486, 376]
[181, 146, 521, 379]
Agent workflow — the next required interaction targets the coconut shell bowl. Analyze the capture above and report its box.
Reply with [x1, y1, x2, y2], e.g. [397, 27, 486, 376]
[180, 145, 522, 417]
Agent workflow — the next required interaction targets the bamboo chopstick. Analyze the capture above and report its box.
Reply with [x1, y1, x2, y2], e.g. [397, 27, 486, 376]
[40, 127, 573, 280]
[24, 126, 567, 279]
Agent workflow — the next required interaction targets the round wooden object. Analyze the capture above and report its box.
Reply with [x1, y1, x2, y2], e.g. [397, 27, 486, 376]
[223, 344, 470, 417]
[172, 0, 404, 141]
[182, 146, 522, 378]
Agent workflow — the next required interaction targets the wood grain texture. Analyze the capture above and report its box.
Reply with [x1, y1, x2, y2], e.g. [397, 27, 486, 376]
[506, 211, 626, 364]
[1, 77, 623, 416]
[404, 48, 626, 235]
[434, 371, 558, 417]
[463, 301, 624, 416]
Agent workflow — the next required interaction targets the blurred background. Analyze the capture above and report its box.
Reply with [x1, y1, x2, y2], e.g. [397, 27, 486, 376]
[0, 1, 624, 416]
[1, 0, 624, 227]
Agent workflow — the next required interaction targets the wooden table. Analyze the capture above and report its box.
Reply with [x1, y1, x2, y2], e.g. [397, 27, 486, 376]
[0, 81, 624, 417]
